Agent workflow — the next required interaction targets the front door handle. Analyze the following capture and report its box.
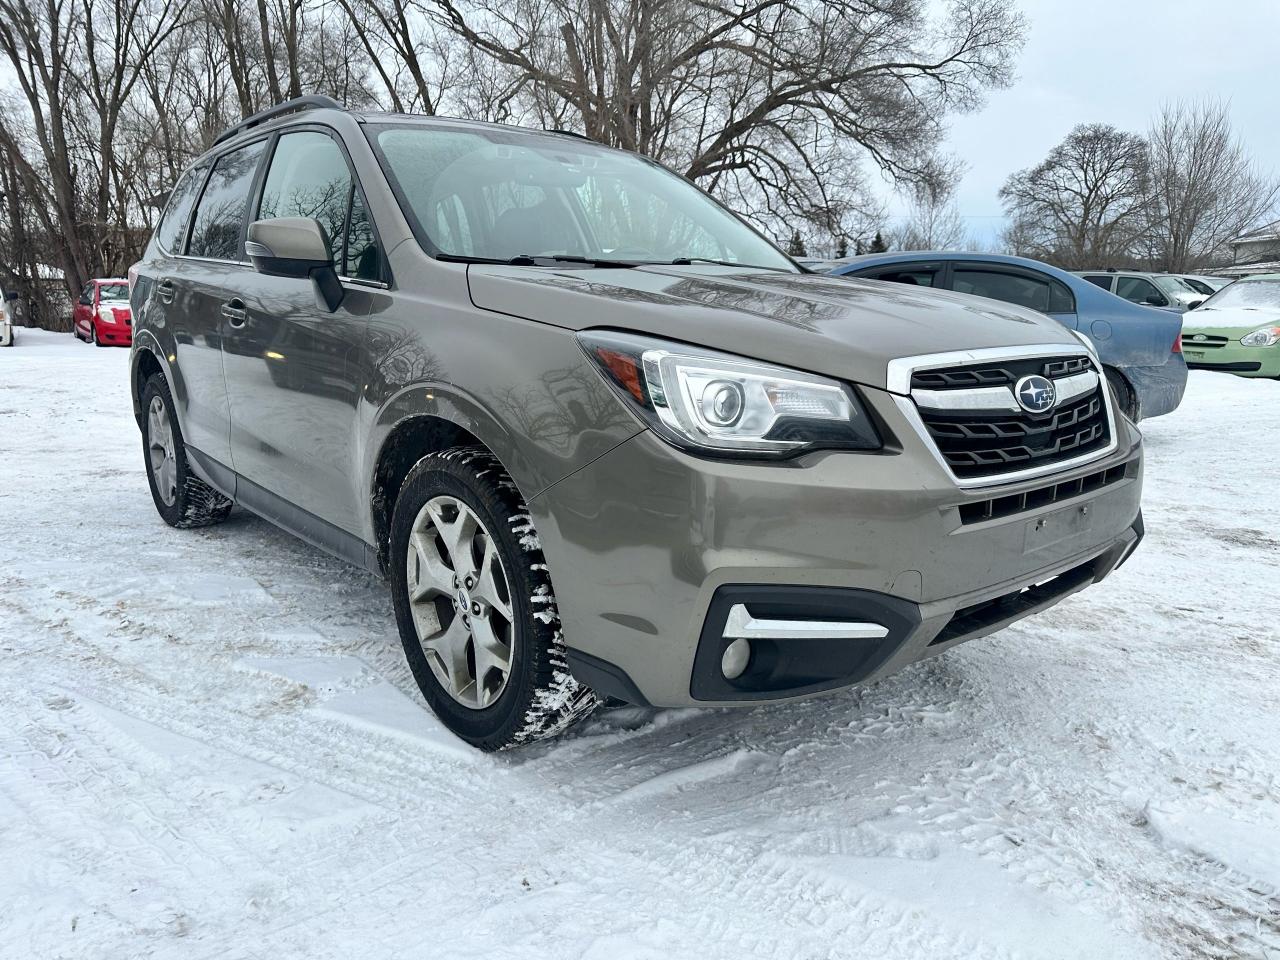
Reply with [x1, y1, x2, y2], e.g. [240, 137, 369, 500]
[221, 298, 247, 328]
[156, 278, 175, 305]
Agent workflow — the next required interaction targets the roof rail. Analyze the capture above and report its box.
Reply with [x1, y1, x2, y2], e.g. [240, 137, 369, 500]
[214, 95, 344, 145]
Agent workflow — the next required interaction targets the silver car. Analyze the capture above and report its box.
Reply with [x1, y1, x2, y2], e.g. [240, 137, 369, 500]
[129, 97, 1146, 749]
[1076, 270, 1206, 311]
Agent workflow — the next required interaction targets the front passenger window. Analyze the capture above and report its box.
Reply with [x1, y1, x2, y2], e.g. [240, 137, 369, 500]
[344, 190, 382, 281]
[258, 131, 351, 264]
[1116, 277, 1167, 306]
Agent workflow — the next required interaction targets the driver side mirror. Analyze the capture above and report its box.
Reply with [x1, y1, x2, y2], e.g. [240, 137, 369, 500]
[245, 217, 344, 312]
[1142, 296, 1168, 307]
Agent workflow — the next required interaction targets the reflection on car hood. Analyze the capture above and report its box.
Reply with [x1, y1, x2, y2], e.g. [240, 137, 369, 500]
[1183, 305, 1280, 332]
[466, 265, 1077, 391]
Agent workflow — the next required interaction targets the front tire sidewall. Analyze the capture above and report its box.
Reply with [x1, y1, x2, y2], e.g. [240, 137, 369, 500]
[390, 457, 549, 750]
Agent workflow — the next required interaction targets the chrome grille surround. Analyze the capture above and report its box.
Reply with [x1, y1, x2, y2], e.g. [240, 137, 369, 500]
[887, 344, 1120, 488]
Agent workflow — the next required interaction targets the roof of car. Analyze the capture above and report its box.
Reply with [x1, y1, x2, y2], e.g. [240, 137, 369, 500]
[213, 95, 605, 154]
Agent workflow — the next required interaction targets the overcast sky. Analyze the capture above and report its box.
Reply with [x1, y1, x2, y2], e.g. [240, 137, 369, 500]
[883, 0, 1279, 246]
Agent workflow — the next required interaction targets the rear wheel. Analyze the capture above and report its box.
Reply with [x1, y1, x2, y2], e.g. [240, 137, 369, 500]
[390, 447, 598, 750]
[140, 373, 233, 528]
[1104, 367, 1138, 421]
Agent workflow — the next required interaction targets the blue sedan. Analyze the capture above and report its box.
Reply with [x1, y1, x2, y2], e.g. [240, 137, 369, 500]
[823, 252, 1187, 420]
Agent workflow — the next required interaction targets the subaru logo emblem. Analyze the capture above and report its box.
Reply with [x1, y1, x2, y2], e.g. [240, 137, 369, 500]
[1015, 375, 1057, 414]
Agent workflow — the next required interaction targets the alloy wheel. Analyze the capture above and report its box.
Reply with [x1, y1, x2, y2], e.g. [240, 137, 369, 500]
[405, 495, 515, 709]
[147, 395, 178, 506]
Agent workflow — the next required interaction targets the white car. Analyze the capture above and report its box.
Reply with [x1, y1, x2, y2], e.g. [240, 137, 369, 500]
[1179, 275, 1233, 297]
[0, 294, 13, 347]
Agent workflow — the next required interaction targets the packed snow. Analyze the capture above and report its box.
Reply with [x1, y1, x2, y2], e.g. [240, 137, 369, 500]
[2, 327, 1278, 959]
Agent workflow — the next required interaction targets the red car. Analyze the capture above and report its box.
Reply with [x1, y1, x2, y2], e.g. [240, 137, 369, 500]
[73, 278, 132, 346]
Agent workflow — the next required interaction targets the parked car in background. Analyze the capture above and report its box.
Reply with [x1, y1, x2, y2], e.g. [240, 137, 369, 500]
[73, 278, 133, 346]
[1180, 274, 1280, 379]
[0, 292, 13, 347]
[825, 252, 1186, 421]
[129, 97, 1146, 750]
[1075, 270, 1204, 312]
[1178, 275, 1233, 297]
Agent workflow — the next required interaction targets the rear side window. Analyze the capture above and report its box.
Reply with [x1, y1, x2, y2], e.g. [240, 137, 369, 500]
[953, 267, 1075, 314]
[155, 165, 205, 254]
[188, 139, 268, 261]
[1081, 274, 1112, 290]
[860, 266, 941, 287]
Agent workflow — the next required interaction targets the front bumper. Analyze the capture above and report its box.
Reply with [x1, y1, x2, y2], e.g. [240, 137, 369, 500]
[533, 389, 1145, 708]
[95, 319, 133, 345]
[1182, 341, 1280, 378]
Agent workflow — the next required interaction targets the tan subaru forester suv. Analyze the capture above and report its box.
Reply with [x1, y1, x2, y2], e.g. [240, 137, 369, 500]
[129, 97, 1144, 749]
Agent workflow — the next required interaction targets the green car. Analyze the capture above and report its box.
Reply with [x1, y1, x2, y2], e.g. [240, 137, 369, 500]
[1181, 274, 1280, 378]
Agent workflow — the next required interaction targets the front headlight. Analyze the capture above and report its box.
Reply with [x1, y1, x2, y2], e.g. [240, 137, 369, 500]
[1240, 325, 1280, 347]
[579, 331, 880, 457]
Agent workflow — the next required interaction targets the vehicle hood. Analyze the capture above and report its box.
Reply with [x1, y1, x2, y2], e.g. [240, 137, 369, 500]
[1183, 305, 1280, 334]
[466, 265, 1078, 392]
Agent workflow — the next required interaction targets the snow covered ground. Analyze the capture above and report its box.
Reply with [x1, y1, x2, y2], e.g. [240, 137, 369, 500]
[2, 327, 1278, 960]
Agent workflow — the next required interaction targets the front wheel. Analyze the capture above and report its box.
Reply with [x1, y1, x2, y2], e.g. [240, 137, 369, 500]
[390, 447, 598, 750]
[140, 373, 233, 528]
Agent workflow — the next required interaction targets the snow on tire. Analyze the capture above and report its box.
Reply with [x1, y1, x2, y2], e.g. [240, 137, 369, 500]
[389, 446, 598, 750]
[140, 372, 233, 529]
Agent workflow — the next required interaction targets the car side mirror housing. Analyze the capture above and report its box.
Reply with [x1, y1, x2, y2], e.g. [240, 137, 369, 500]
[246, 217, 344, 312]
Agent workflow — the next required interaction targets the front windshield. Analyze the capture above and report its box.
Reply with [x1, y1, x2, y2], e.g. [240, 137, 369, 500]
[1200, 279, 1280, 310]
[371, 125, 794, 271]
[1153, 275, 1196, 295]
[98, 282, 129, 302]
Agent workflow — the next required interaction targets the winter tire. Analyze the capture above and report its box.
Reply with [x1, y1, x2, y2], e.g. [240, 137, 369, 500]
[140, 372, 234, 528]
[390, 446, 598, 750]
[1104, 367, 1138, 422]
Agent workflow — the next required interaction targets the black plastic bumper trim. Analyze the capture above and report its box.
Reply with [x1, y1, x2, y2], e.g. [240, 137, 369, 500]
[690, 585, 922, 702]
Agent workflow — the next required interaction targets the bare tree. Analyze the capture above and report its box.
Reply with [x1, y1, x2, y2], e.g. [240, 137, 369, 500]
[1144, 99, 1280, 272]
[998, 123, 1150, 269]
[894, 191, 970, 250]
[419, 0, 1026, 238]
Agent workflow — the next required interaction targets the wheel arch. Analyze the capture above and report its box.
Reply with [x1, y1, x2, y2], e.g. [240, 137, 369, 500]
[130, 336, 173, 429]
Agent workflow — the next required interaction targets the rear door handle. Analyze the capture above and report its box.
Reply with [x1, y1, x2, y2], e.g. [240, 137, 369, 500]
[221, 298, 247, 327]
[156, 278, 175, 305]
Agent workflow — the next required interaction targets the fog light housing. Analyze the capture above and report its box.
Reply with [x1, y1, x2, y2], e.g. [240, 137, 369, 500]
[721, 638, 751, 679]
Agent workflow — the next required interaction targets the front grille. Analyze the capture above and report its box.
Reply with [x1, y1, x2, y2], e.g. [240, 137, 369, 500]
[1183, 334, 1227, 349]
[911, 355, 1112, 481]
[958, 461, 1132, 525]
[910, 356, 1092, 390]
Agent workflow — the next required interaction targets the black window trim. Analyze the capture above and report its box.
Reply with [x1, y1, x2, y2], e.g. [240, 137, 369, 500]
[950, 260, 1077, 315]
[852, 260, 949, 287]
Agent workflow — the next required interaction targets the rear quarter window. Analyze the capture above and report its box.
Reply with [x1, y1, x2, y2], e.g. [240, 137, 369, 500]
[155, 164, 207, 255]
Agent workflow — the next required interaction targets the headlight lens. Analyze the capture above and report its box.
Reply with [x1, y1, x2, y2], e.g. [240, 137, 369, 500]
[579, 331, 880, 457]
[1240, 325, 1280, 347]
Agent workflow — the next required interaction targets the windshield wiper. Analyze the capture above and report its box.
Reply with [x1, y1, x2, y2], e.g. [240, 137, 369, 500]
[668, 256, 791, 272]
[507, 253, 640, 269]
